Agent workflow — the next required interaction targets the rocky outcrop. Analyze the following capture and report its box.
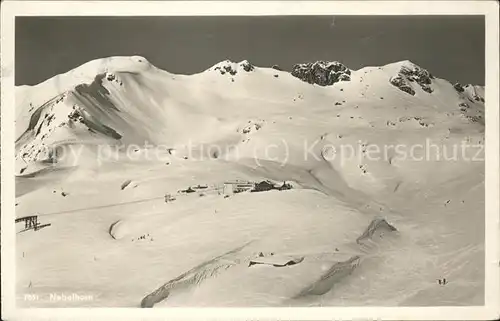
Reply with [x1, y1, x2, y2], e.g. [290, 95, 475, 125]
[466, 115, 483, 123]
[291, 61, 351, 86]
[474, 96, 485, 103]
[390, 64, 435, 95]
[465, 85, 485, 103]
[390, 75, 415, 96]
[399, 65, 434, 84]
[454, 84, 485, 104]
[241, 60, 255, 72]
[106, 72, 116, 81]
[214, 65, 237, 76]
[420, 84, 433, 93]
[212, 60, 255, 76]
[454, 82, 465, 92]
[271, 65, 282, 71]
[68, 105, 85, 123]
[458, 102, 470, 112]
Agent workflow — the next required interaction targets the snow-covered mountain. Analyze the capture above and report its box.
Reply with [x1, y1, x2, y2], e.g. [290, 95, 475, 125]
[15, 56, 485, 307]
[15, 56, 484, 173]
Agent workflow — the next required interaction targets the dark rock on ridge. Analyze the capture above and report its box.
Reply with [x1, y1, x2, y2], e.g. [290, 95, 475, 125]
[390, 64, 435, 95]
[291, 61, 351, 86]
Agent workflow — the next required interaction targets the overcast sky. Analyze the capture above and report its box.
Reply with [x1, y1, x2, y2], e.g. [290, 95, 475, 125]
[16, 15, 484, 86]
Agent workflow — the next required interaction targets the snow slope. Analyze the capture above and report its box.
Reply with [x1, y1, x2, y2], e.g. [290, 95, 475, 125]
[15, 56, 485, 307]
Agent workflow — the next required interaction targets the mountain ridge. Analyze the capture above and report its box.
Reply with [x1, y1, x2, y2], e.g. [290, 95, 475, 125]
[16, 56, 485, 90]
